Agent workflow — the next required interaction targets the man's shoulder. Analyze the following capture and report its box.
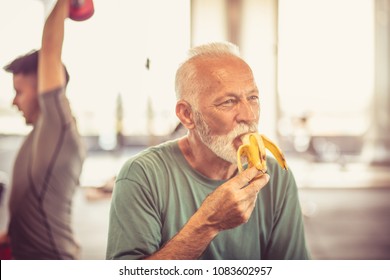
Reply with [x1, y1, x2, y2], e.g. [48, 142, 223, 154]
[265, 155, 297, 190]
[132, 139, 178, 163]
[117, 140, 179, 178]
[266, 155, 290, 173]
[38, 86, 65, 100]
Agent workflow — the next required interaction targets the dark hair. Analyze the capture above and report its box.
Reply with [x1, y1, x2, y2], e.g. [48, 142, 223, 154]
[3, 50, 70, 85]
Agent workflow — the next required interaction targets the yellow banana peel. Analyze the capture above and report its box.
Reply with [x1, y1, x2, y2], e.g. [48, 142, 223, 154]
[237, 133, 288, 175]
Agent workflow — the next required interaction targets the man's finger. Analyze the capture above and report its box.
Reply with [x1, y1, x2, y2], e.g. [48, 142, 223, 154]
[232, 166, 264, 189]
[248, 173, 270, 193]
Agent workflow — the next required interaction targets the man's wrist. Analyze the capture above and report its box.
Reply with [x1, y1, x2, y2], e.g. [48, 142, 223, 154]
[188, 210, 220, 240]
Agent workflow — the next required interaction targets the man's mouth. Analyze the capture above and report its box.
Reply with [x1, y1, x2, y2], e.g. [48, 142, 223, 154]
[233, 133, 247, 150]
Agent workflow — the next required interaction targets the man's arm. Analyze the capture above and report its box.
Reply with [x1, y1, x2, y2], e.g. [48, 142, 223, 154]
[38, 0, 69, 94]
[31, 0, 85, 197]
[145, 167, 269, 260]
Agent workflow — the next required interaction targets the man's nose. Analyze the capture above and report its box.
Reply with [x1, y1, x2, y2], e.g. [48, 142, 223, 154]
[12, 97, 18, 108]
[236, 100, 258, 123]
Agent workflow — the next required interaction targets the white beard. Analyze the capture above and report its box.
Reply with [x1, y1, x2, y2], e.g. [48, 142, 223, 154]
[193, 111, 258, 164]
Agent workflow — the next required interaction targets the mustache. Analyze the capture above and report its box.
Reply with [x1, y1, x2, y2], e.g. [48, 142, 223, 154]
[193, 109, 258, 139]
[226, 122, 258, 139]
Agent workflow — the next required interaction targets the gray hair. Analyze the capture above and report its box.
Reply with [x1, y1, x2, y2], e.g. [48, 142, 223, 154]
[175, 42, 241, 109]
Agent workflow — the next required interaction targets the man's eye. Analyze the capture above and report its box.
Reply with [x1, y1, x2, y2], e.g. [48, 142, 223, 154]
[248, 96, 259, 103]
[222, 99, 236, 105]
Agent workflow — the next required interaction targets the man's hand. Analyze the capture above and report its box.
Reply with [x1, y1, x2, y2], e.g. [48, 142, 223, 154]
[197, 166, 270, 232]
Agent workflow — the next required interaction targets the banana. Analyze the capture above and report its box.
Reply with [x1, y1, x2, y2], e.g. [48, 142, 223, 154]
[237, 133, 288, 175]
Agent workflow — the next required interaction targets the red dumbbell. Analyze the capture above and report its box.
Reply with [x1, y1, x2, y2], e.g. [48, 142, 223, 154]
[69, 0, 94, 21]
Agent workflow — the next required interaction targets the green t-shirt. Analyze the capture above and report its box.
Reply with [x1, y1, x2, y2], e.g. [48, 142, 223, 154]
[106, 140, 310, 260]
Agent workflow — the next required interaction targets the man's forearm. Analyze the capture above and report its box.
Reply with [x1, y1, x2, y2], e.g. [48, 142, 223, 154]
[144, 211, 219, 260]
[38, 0, 68, 93]
[41, 0, 68, 57]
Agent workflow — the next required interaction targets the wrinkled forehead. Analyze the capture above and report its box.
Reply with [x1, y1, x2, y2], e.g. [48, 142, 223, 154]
[193, 55, 256, 91]
[194, 55, 253, 79]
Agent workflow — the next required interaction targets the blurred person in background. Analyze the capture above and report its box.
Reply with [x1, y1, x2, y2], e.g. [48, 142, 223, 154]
[0, 172, 11, 259]
[106, 42, 310, 260]
[1, 0, 86, 259]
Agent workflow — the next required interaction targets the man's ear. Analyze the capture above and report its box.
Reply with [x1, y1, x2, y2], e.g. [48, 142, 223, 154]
[176, 100, 195, 130]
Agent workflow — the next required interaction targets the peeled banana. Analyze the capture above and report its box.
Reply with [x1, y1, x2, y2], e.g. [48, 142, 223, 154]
[237, 133, 288, 175]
